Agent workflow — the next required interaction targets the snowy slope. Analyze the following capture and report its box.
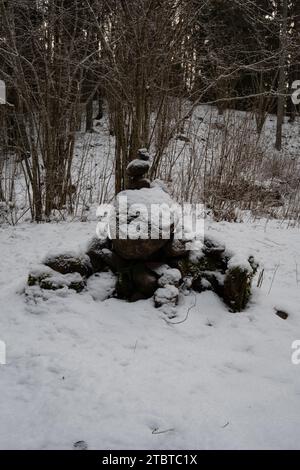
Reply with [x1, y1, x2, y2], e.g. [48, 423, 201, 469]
[0, 219, 299, 450]
[5, 104, 300, 225]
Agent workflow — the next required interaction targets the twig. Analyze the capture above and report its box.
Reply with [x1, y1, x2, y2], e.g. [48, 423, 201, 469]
[14, 207, 30, 225]
[257, 268, 264, 288]
[152, 428, 175, 435]
[268, 264, 280, 295]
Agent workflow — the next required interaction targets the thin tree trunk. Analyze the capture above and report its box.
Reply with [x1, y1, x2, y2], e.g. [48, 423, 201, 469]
[275, 0, 288, 151]
[86, 97, 94, 133]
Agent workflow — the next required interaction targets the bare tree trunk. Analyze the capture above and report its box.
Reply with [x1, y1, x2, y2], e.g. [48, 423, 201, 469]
[96, 91, 104, 120]
[86, 97, 94, 133]
[275, 0, 288, 151]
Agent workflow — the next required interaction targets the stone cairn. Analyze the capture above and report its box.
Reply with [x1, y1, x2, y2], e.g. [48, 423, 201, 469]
[127, 148, 151, 190]
[27, 149, 258, 314]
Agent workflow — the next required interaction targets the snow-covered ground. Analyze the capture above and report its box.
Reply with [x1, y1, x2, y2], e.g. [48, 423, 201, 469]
[0, 217, 300, 449]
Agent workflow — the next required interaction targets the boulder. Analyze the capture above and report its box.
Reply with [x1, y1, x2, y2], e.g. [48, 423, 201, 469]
[115, 271, 135, 300]
[274, 309, 289, 320]
[154, 285, 179, 308]
[100, 248, 129, 273]
[176, 242, 257, 312]
[28, 268, 85, 293]
[156, 266, 182, 287]
[86, 237, 111, 272]
[163, 239, 188, 258]
[132, 263, 158, 298]
[44, 253, 93, 278]
[113, 238, 166, 261]
[126, 159, 150, 178]
[223, 266, 252, 312]
[137, 148, 150, 161]
[111, 187, 177, 260]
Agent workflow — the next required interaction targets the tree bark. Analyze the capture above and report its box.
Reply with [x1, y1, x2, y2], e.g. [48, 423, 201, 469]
[275, 0, 289, 151]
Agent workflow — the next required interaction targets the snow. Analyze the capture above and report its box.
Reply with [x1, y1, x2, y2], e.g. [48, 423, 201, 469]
[151, 179, 170, 194]
[157, 268, 182, 287]
[0, 217, 300, 449]
[154, 285, 179, 304]
[227, 254, 252, 273]
[86, 272, 116, 302]
[114, 187, 178, 239]
[28, 266, 83, 289]
[117, 187, 174, 209]
[126, 159, 150, 172]
[0, 98, 299, 450]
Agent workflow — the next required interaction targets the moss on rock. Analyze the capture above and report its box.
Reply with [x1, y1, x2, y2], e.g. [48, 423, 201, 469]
[223, 266, 253, 312]
[28, 269, 86, 293]
[44, 253, 93, 277]
[177, 243, 257, 312]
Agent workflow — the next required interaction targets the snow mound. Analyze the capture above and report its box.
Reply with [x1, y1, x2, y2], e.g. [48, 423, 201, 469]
[87, 272, 116, 301]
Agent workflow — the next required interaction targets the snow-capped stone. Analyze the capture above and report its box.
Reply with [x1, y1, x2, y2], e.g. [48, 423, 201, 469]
[126, 159, 150, 178]
[137, 148, 151, 161]
[86, 237, 111, 272]
[111, 187, 178, 260]
[44, 252, 93, 277]
[28, 266, 86, 292]
[154, 285, 179, 308]
[158, 268, 182, 287]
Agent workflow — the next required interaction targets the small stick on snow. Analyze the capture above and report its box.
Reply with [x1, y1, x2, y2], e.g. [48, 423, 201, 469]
[268, 264, 280, 295]
[152, 428, 175, 435]
[221, 422, 230, 428]
[257, 269, 264, 288]
[295, 262, 299, 286]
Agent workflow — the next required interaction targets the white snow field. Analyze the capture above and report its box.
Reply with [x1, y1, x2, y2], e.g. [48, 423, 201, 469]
[0, 218, 300, 450]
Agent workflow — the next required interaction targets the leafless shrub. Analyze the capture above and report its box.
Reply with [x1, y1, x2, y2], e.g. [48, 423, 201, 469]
[71, 125, 115, 220]
[155, 106, 300, 223]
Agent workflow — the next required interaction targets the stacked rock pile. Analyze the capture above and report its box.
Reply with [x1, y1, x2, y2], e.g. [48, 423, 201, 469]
[126, 149, 151, 190]
[26, 150, 258, 314]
